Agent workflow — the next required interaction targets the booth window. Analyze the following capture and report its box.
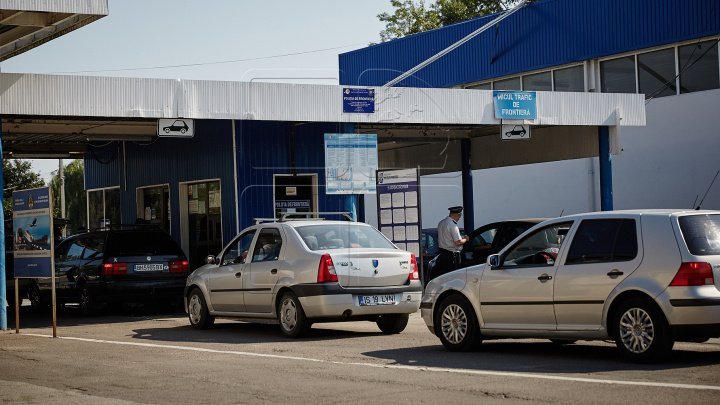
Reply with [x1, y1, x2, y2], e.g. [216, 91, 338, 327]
[553, 65, 584, 92]
[87, 187, 120, 230]
[638, 48, 676, 99]
[679, 40, 719, 94]
[601, 56, 636, 94]
[493, 77, 521, 90]
[466, 82, 491, 90]
[522, 71, 552, 91]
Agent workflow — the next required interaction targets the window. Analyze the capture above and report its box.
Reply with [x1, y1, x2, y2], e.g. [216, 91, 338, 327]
[252, 228, 283, 262]
[493, 77, 521, 90]
[80, 235, 106, 260]
[565, 219, 638, 265]
[679, 214, 720, 256]
[638, 48, 676, 99]
[467, 82, 491, 90]
[65, 240, 85, 261]
[87, 187, 121, 230]
[522, 71, 552, 91]
[553, 65, 584, 92]
[222, 230, 256, 265]
[502, 222, 572, 267]
[601, 56, 636, 93]
[679, 40, 719, 94]
[296, 224, 396, 250]
[137, 185, 170, 233]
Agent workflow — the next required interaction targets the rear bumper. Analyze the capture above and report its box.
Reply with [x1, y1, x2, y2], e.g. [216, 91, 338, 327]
[657, 289, 720, 330]
[87, 279, 186, 302]
[294, 283, 422, 318]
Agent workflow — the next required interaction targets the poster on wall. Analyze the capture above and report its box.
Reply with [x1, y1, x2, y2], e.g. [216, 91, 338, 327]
[12, 187, 54, 278]
[324, 133, 378, 194]
[376, 168, 422, 261]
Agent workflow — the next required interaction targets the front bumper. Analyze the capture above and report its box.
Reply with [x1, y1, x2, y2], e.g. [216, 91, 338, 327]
[294, 283, 422, 318]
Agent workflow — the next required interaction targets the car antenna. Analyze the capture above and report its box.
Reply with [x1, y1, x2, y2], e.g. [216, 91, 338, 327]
[696, 169, 720, 210]
[559, 209, 564, 217]
[690, 194, 699, 209]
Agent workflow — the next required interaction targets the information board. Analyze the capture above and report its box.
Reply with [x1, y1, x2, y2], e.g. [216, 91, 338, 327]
[325, 133, 378, 194]
[342, 88, 375, 113]
[376, 168, 421, 258]
[12, 187, 54, 278]
[493, 90, 537, 120]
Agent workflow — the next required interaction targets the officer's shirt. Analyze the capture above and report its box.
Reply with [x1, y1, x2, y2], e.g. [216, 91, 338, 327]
[438, 216, 462, 252]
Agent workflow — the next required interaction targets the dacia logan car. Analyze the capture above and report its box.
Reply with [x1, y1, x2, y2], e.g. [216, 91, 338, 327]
[421, 210, 720, 361]
[185, 220, 422, 337]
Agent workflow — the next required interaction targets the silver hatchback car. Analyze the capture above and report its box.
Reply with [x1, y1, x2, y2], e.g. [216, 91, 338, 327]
[185, 220, 422, 337]
[421, 210, 720, 361]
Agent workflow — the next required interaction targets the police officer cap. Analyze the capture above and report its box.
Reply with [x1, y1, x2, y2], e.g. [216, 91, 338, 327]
[448, 206, 463, 214]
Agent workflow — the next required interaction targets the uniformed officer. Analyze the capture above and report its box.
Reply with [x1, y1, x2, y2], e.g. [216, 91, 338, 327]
[432, 206, 468, 280]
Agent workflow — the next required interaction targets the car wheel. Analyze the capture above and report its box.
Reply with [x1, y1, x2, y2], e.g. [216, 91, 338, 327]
[613, 298, 674, 362]
[187, 288, 214, 329]
[78, 284, 97, 316]
[278, 292, 310, 338]
[28, 283, 47, 313]
[164, 128, 170, 133]
[435, 294, 481, 351]
[180, 128, 187, 134]
[376, 314, 409, 334]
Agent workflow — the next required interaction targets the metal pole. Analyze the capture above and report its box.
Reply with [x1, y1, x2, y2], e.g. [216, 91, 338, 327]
[14, 278, 19, 333]
[59, 159, 66, 237]
[0, 113, 6, 330]
[383, 0, 530, 88]
[461, 139, 475, 231]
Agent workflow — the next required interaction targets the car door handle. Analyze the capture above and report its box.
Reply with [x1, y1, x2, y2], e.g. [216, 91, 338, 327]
[270, 268, 278, 274]
[537, 274, 553, 282]
[607, 270, 624, 278]
[235, 272, 242, 278]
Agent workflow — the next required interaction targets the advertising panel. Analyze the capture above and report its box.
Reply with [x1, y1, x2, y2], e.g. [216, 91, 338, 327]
[12, 187, 54, 278]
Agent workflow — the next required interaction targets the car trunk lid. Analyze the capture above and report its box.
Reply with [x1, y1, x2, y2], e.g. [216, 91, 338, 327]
[329, 249, 413, 287]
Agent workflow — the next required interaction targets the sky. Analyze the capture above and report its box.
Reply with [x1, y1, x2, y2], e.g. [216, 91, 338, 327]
[1, 0, 395, 181]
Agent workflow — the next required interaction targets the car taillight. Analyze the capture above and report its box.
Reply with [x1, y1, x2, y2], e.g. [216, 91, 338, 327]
[669, 262, 714, 286]
[169, 260, 190, 273]
[409, 254, 419, 281]
[102, 263, 128, 276]
[317, 254, 338, 283]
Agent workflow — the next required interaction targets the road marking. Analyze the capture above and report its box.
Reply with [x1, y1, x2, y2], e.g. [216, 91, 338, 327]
[24, 333, 720, 391]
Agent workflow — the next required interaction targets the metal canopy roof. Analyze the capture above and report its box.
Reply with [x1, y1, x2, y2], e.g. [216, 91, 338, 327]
[0, 0, 107, 62]
[0, 72, 646, 156]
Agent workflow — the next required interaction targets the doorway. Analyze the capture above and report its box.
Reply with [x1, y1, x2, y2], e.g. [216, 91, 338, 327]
[136, 184, 170, 233]
[179, 180, 223, 269]
[273, 174, 318, 219]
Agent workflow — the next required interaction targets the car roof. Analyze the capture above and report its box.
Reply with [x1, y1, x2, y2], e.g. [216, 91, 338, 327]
[282, 220, 372, 228]
[559, 209, 720, 220]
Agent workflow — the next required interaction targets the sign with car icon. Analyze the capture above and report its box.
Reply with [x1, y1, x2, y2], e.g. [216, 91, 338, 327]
[158, 118, 194, 137]
[501, 124, 531, 140]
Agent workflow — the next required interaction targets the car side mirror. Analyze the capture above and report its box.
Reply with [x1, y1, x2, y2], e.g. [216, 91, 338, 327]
[487, 254, 501, 269]
[205, 255, 216, 265]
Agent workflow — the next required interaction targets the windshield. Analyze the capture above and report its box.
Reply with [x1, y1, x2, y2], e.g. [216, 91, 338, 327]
[679, 214, 720, 256]
[295, 224, 396, 251]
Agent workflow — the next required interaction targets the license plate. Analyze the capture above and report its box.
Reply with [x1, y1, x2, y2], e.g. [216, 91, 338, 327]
[358, 295, 396, 306]
[134, 263, 166, 272]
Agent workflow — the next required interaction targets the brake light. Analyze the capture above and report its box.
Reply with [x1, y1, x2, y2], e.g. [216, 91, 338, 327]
[169, 260, 190, 273]
[317, 254, 338, 283]
[102, 263, 128, 276]
[409, 254, 419, 281]
[670, 262, 714, 286]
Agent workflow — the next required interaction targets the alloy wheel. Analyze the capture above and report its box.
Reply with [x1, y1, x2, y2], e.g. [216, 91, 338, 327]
[619, 307, 655, 354]
[441, 303, 468, 344]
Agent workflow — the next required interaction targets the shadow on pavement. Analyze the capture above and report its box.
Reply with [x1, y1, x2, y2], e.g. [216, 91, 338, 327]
[362, 340, 720, 373]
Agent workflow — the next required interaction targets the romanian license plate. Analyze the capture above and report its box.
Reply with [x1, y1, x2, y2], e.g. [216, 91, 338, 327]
[358, 294, 396, 306]
[134, 263, 166, 272]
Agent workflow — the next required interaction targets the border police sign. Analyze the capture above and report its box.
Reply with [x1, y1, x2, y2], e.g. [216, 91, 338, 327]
[493, 91, 537, 120]
[343, 88, 375, 113]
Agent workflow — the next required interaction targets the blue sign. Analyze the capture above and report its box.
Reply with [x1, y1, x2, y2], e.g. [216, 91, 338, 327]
[275, 200, 311, 209]
[12, 187, 53, 278]
[343, 88, 375, 113]
[493, 91, 537, 120]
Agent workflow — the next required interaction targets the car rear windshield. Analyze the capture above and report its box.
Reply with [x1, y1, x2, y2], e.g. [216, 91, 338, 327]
[295, 224, 396, 251]
[679, 214, 720, 256]
[106, 231, 184, 257]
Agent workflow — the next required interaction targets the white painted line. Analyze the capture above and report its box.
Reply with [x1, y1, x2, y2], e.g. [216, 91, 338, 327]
[24, 333, 720, 392]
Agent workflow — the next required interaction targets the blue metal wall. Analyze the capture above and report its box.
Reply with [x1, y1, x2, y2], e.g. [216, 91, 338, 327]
[85, 119, 237, 244]
[235, 120, 352, 229]
[339, 0, 720, 87]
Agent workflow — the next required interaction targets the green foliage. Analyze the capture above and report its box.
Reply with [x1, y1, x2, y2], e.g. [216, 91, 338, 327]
[2, 159, 45, 217]
[378, 0, 517, 42]
[49, 159, 87, 234]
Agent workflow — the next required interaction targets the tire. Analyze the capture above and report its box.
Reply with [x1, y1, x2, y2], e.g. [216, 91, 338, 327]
[376, 314, 409, 334]
[435, 294, 481, 351]
[28, 283, 48, 313]
[278, 292, 310, 338]
[187, 288, 214, 329]
[78, 284, 97, 316]
[613, 298, 674, 362]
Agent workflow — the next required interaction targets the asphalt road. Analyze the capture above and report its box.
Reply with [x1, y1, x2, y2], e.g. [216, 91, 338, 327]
[1, 305, 719, 404]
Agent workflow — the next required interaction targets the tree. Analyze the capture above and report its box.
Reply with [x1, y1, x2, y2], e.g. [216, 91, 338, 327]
[2, 159, 45, 218]
[49, 159, 87, 234]
[378, 0, 518, 42]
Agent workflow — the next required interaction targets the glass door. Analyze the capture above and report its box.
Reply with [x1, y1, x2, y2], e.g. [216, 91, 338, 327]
[186, 181, 222, 269]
